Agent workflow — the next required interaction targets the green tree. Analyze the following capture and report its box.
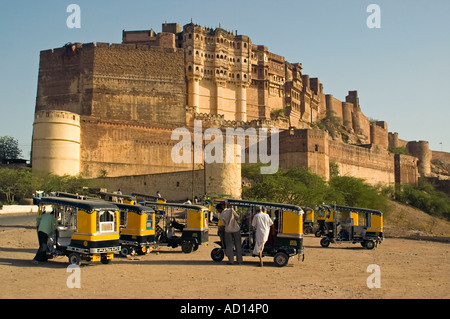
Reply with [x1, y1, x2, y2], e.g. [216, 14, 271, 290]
[0, 136, 22, 161]
[32, 170, 93, 195]
[242, 165, 340, 207]
[328, 176, 388, 212]
[242, 165, 388, 211]
[0, 168, 33, 204]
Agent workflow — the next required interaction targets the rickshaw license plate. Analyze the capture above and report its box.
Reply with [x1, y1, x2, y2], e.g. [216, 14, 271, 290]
[92, 254, 101, 262]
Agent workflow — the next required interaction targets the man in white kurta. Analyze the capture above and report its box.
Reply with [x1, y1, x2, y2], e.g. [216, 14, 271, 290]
[251, 206, 273, 266]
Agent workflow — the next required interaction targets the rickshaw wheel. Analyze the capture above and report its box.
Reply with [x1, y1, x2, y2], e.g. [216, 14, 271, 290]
[365, 240, 375, 250]
[320, 237, 330, 248]
[314, 230, 322, 237]
[181, 241, 193, 253]
[210, 248, 224, 262]
[68, 252, 82, 266]
[304, 226, 313, 235]
[120, 246, 131, 257]
[193, 242, 199, 251]
[273, 252, 289, 267]
[101, 254, 111, 264]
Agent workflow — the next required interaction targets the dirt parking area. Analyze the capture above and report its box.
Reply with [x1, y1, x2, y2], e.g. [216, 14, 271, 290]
[0, 214, 448, 301]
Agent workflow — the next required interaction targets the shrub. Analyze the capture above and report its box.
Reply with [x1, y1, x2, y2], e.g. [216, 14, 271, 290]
[395, 180, 450, 220]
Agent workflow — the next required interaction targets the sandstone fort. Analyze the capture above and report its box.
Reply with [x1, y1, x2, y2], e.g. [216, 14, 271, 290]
[31, 21, 450, 200]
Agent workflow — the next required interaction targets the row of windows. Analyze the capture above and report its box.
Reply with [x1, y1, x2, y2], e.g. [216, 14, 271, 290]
[187, 65, 248, 79]
[185, 33, 248, 49]
[287, 101, 301, 111]
[187, 50, 248, 63]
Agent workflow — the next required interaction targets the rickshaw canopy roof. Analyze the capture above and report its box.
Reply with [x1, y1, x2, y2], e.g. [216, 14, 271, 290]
[144, 201, 206, 211]
[131, 192, 167, 202]
[327, 204, 383, 216]
[115, 202, 155, 214]
[35, 196, 119, 213]
[224, 198, 304, 215]
[52, 191, 93, 200]
[97, 191, 136, 200]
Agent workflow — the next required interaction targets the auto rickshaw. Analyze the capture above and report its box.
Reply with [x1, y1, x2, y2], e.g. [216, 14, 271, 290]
[115, 203, 156, 256]
[319, 204, 384, 249]
[302, 207, 314, 235]
[34, 196, 121, 265]
[143, 201, 209, 253]
[314, 204, 332, 237]
[211, 198, 305, 267]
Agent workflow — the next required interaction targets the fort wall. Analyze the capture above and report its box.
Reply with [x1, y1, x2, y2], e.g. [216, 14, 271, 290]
[394, 154, 419, 185]
[36, 43, 95, 116]
[328, 141, 395, 185]
[32, 21, 449, 199]
[36, 42, 187, 126]
[79, 118, 192, 178]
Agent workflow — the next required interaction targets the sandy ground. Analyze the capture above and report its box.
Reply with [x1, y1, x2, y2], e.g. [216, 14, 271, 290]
[0, 213, 448, 301]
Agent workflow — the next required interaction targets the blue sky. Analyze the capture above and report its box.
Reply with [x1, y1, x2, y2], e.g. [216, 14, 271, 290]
[0, 0, 449, 159]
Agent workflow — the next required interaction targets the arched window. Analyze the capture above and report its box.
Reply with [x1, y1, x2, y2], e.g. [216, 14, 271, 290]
[98, 210, 115, 232]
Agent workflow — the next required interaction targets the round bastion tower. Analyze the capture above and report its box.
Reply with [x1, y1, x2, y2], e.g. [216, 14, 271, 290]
[407, 140, 431, 177]
[204, 139, 242, 199]
[32, 110, 81, 176]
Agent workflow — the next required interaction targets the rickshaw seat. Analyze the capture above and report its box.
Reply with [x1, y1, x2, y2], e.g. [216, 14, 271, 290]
[57, 226, 74, 246]
[353, 226, 366, 237]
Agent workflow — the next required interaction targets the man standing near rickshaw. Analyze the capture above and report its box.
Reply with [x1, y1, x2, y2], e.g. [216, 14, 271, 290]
[251, 206, 273, 267]
[217, 203, 243, 265]
[33, 210, 56, 264]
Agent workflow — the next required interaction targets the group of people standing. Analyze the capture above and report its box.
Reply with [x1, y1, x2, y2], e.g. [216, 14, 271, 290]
[216, 203, 273, 267]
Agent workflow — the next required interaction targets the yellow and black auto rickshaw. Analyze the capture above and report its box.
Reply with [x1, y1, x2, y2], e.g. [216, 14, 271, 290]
[34, 196, 121, 265]
[315, 204, 332, 237]
[115, 203, 156, 256]
[319, 204, 384, 249]
[302, 207, 315, 235]
[143, 201, 209, 253]
[211, 199, 305, 267]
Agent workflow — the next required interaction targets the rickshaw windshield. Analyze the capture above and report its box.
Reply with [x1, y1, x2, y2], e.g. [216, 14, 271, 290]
[98, 210, 115, 232]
